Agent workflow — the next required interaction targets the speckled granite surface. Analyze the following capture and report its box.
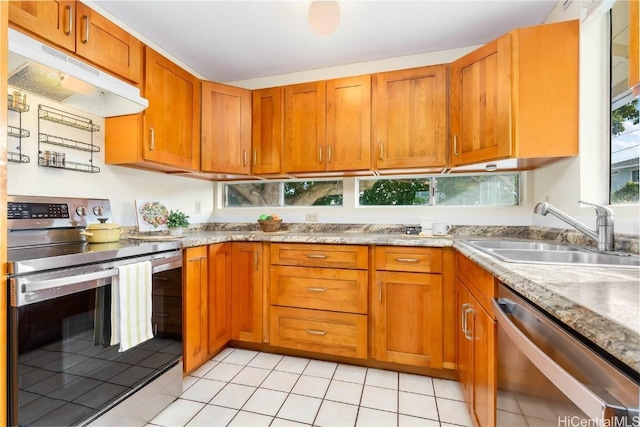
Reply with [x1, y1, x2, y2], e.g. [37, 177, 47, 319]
[125, 223, 640, 373]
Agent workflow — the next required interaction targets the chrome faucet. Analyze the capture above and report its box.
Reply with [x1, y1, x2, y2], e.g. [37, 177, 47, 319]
[534, 201, 614, 252]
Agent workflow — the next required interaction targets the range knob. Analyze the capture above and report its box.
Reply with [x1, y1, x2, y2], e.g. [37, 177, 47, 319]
[93, 206, 104, 216]
[76, 206, 87, 216]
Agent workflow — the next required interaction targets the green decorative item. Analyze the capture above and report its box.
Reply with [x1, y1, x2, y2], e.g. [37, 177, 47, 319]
[167, 210, 190, 228]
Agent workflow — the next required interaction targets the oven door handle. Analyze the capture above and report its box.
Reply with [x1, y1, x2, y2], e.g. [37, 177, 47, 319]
[22, 268, 118, 295]
[492, 298, 634, 421]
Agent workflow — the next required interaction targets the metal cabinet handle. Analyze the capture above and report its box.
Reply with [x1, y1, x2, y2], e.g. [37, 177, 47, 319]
[65, 5, 73, 36]
[253, 150, 257, 166]
[243, 149, 247, 167]
[395, 257, 419, 263]
[156, 313, 169, 317]
[319, 146, 323, 163]
[380, 142, 384, 160]
[327, 145, 332, 163]
[307, 254, 327, 259]
[464, 306, 474, 340]
[81, 15, 89, 44]
[305, 329, 327, 336]
[149, 128, 155, 150]
[378, 281, 382, 302]
[453, 135, 459, 156]
[254, 251, 259, 271]
[306, 287, 327, 293]
[461, 303, 470, 335]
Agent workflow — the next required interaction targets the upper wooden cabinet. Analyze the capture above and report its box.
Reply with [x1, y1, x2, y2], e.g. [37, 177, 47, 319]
[201, 82, 252, 174]
[105, 47, 201, 172]
[283, 75, 371, 173]
[630, 0, 639, 94]
[9, 1, 142, 83]
[450, 20, 579, 169]
[9, 0, 75, 51]
[373, 65, 448, 171]
[74, 2, 142, 83]
[252, 87, 283, 175]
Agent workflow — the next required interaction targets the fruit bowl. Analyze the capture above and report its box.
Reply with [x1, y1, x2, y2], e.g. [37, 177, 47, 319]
[257, 219, 282, 232]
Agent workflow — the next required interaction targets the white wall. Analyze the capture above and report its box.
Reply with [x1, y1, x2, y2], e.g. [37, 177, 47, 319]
[6, 90, 215, 227]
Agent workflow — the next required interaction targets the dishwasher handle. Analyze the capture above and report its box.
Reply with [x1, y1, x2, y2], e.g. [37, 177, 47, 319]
[492, 297, 634, 422]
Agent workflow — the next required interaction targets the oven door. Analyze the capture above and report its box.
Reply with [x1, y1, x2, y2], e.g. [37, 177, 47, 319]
[493, 284, 639, 427]
[8, 252, 183, 426]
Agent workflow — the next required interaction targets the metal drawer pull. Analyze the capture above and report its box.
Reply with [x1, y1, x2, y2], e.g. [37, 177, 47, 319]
[243, 149, 247, 167]
[461, 303, 470, 334]
[149, 128, 155, 150]
[327, 145, 332, 163]
[380, 142, 384, 160]
[306, 287, 327, 293]
[307, 254, 327, 259]
[464, 306, 474, 340]
[65, 5, 73, 36]
[254, 150, 257, 165]
[319, 146, 323, 163]
[81, 15, 90, 44]
[395, 257, 419, 263]
[453, 135, 459, 156]
[305, 329, 327, 336]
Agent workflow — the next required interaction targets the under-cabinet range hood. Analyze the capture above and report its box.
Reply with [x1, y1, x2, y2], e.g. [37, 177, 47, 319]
[7, 29, 148, 117]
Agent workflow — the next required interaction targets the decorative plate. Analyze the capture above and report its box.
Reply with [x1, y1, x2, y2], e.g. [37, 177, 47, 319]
[135, 200, 169, 232]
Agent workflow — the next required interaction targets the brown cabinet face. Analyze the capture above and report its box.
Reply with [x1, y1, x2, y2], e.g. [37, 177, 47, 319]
[231, 242, 263, 343]
[373, 65, 448, 170]
[371, 270, 443, 368]
[208, 243, 232, 354]
[201, 82, 252, 174]
[9, 1, 75, 51]
[252, 87, 283, 175]
[183, 246, 208, 373]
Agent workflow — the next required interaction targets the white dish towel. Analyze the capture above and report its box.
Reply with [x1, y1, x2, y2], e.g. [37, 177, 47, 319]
[110, 261, 154, 352]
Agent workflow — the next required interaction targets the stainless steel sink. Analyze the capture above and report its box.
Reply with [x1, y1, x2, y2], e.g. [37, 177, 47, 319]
[463, 239, 640, 268]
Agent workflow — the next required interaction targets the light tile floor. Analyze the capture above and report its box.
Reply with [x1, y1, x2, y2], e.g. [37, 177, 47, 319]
[148, 347, 472, 427]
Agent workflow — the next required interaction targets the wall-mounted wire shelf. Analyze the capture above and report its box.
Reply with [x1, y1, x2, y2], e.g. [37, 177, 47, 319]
[8, 93, 30, 113]
[39, 133, 101, 153]
[38, 156, 100, 173]
[38, 105, 100, 132]
[8, 125, 30, 138]
[8, 152, 30, 163]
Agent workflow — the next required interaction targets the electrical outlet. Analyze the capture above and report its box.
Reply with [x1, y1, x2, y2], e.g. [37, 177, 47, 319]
[195, 201, 201, 214]
[306, 213, 318, 222]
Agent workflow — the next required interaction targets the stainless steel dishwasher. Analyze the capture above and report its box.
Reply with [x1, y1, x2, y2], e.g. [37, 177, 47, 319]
[492, 284, 639, 427]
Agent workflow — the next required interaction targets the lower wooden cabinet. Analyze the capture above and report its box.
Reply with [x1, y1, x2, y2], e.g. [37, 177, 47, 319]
[455, 253, 496, 427]
[208, 243, 232, 354]
[231, 242, 264, 343]
[183, 246, 209, 373]
[269, 306, 367, 359]
[371, 247, 445, 368]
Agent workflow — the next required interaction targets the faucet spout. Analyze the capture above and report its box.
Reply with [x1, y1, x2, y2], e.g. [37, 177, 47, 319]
[533, 201, 614, 252]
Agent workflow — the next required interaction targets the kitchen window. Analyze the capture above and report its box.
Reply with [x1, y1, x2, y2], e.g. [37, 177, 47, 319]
[610, 2, 640, 204]
[222, 174, 519, 208]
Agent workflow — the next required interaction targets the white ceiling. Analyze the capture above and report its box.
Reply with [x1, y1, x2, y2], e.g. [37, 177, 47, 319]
[91, 1, 557, 84]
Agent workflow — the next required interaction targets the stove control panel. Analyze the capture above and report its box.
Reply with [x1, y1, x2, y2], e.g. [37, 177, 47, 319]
[8, 202, 70, 220]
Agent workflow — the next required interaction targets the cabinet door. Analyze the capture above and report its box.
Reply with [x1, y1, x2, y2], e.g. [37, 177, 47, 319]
[456, 279, 473, 409]
[283, 81, 326, 172]
[471, 299, 496, 427]
[373, 65, 448, 169]
[326, 75, 371, 171]
[8, 0, 75, 51]
[450, 35, 512, 167]
[74, 3, 142, 83]
[372, 271, 443, 368]
[208, 243, 232, 354]
[201, 81, 251, 174]
[232, 242, 263, 343]
[631, 0, 639, 92]
[143, 47, 201, 171]
[183, 246, 208, 373]
[252, 87, 283, 175]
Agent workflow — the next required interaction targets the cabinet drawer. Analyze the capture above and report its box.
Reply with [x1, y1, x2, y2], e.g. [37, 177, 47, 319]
[375, 246, 442, 273]
[456, 252, 495, 314]
[270, 243, 368, 269]
[270, 266, 367, 314]
[269, 306, 367, 359]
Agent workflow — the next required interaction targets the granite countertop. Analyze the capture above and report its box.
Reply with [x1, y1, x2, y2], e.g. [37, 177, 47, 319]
[172, 229, 639, 373]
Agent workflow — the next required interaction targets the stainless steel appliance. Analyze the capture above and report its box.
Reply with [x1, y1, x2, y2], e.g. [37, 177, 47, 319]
[493, 284, 639, 426]
[7, 195, 183, 426]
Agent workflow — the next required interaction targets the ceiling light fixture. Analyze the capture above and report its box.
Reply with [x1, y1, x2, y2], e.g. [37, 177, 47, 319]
[308, 1, 340, 35]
